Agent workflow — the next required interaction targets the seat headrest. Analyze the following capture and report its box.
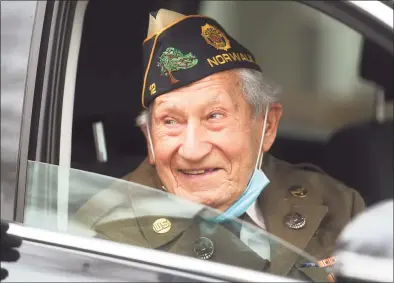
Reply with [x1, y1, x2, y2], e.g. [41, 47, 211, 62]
[359, 39, 393, 101]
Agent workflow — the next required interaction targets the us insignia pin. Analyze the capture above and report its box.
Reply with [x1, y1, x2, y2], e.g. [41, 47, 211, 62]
[152, 218, 172, 234]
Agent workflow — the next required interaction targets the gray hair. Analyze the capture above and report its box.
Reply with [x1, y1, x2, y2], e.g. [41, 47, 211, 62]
[135, 68, 281, 127]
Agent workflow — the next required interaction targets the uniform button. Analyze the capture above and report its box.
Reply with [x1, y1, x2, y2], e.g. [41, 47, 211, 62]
[284, 212, 306, 230]
[288, 185, 308, 198]
[193, 237, 215, 260]
[152, 218, 172, 234]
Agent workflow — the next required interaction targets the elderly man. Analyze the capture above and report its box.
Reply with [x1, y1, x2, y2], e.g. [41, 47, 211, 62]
[72, 9, 365, 282]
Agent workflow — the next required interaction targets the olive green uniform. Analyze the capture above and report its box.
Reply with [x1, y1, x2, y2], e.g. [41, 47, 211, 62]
[72, 154, 365, 281]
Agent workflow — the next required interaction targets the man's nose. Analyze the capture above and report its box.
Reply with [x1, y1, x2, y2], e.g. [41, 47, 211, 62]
[178, 122, 212, 161]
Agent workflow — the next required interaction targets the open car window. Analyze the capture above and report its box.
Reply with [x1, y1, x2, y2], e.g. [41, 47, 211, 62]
[23, 160, 327, 280]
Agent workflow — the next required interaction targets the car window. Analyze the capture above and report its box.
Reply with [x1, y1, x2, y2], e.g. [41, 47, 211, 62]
[23, 160, 329, 280]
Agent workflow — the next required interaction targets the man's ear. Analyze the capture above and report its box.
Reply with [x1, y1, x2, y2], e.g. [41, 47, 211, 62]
[140, 125, 155, 165]
[262, 102, 283, 152]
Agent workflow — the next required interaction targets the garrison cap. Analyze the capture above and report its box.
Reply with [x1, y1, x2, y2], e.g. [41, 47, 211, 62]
[142, 9, 262, 108]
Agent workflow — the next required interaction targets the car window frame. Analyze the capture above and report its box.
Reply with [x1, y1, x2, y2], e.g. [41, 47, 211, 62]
[15, 1, 77, 223]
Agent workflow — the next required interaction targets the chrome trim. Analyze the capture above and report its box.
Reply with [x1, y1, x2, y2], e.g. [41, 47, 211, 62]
[57, 0, 89, 233]
[3, 240, 221, 282]
[8, 223, 302, 282]
[15, 1, 47, 222]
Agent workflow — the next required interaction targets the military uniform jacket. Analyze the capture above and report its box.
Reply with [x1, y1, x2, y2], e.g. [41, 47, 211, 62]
[71, 154, 365, 281]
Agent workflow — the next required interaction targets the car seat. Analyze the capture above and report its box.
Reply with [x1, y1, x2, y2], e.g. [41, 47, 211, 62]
[321, 38, 393, 206]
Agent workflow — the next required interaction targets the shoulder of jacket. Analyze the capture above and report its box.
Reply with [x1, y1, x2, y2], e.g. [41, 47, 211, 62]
[267, 155, 366, 233]
[267, 154, 358, 199]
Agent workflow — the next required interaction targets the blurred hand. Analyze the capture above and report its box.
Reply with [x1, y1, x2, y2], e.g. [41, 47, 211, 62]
[1, 220, 22, 281]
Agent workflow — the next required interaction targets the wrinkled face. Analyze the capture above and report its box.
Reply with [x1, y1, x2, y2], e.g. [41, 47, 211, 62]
[144, 70, 282, 211]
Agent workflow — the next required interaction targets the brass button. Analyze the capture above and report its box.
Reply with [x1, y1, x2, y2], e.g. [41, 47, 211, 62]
[284, 212, 306, 230]
[152, 218, 172, 234]
[288, 185, 308, 198]
[193, 237, 215, 260]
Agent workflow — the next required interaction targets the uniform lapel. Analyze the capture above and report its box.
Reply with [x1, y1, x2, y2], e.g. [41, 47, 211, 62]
[120, 159, 202, 249]
[260, 154, 328, 276]
[94, 216, 194, 249]
[169, 217, 271, 272]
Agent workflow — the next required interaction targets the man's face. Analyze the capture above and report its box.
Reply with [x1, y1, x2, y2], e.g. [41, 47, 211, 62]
[145, 70, 282, 211]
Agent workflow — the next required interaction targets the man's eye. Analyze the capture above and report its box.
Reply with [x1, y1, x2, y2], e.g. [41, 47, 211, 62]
[208, 113, 224, 120]
[164, 119, 177, 125]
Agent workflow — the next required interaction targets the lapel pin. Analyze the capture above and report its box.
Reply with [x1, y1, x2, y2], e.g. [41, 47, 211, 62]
[298, 257, 337, 282]
[152, 218, 172, 234]
[284, 212, 306, 230]
[317, 256, 336, 267]
[288, 185, 308, 198]
[193, 236, 215, 260]
[298, 256, 336, 268]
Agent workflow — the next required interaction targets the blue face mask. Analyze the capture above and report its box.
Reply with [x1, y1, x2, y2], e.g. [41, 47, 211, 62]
[211, 169, 270, 223]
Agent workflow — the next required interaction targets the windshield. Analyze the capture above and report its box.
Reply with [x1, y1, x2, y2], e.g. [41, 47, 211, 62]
[23, 161, 330, 281]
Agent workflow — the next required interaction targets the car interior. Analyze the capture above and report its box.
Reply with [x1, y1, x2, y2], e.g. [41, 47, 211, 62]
[70, 0, 393, 208]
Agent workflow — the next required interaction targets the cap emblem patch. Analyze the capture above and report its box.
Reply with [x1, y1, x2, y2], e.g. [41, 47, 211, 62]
[201, 23, 231, 51]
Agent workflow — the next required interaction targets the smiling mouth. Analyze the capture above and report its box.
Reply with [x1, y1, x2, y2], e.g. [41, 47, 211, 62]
[179, 168, 220, 176]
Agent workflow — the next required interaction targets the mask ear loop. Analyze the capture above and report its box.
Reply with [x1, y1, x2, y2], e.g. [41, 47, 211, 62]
[255, 103, 270, 171]
[146, 121, 156, 162]
[147, 121, 168, 191]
